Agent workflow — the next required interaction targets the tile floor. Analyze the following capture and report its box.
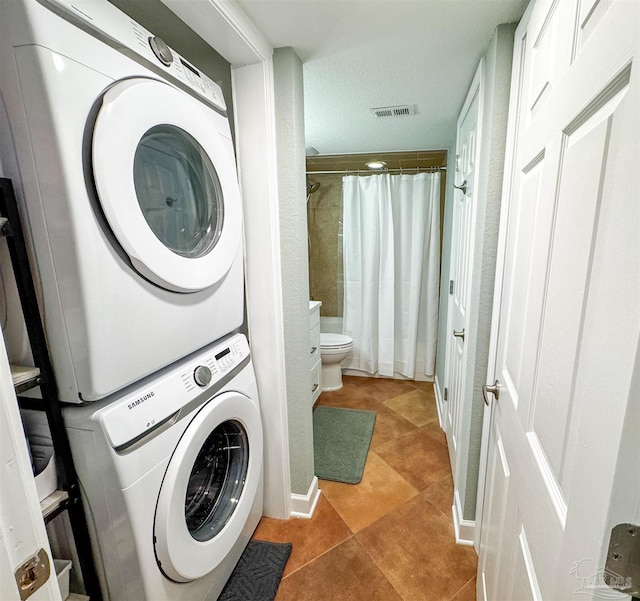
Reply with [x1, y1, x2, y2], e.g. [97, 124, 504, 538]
[254, 376, 478, 601]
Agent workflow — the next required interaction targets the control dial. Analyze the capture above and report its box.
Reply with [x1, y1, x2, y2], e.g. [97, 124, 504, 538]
[149, 36, 173, 66]
[193, 365, 212, 387]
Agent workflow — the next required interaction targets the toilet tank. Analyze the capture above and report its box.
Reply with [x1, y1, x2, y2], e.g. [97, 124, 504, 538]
[320, 316, 343, 334]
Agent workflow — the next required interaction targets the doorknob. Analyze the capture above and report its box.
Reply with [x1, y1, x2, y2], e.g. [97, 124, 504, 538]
[453, 329, 465, 341]
[483, 380, 501, 405]
[453, 180, 467, 195]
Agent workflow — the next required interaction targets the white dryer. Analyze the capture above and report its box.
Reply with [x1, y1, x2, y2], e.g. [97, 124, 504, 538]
[0, 0, 244, 402]
[64, 333, 263, 600]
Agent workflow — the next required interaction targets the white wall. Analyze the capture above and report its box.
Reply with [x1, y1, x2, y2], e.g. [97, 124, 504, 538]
[273, 47, 315, 496]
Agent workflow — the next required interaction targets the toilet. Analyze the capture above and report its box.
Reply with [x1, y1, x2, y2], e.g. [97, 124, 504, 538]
[320, 333, 353, 391]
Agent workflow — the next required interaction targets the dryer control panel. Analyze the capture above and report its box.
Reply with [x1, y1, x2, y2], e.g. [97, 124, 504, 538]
[98, 333, 250, 449]
[39, 0, 227, 110]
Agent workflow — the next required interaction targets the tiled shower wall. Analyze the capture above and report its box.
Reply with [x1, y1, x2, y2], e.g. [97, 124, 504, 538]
[307, 174, 343, 317]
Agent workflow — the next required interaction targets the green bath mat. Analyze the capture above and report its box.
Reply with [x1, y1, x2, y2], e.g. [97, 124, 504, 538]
[313, 406, 376, 484]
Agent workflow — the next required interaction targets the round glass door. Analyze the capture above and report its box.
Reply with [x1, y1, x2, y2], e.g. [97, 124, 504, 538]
[133, 125, 224, 258]
[92, 78, 242, 293]
[185, 420, 248, 542]
[153, 391, 262, 583]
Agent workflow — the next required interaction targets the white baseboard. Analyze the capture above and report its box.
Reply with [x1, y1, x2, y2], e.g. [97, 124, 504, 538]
[452, 490, 475, 546]
[289, 476, 320, 519]
[434, 374, 446, 430]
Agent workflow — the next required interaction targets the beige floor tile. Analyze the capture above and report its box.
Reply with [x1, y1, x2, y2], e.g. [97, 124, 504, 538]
[375, 428, 452, 491]
[370, 404, 418, 450]
[422, 420, 447, 445]
[452, 576, 477, 601]
[276, 537, 403, 601]
[253, 493, 352, 577]
[384, 389, 440, 426]
[320, 451, 418, 532]
[423, 474, 455, 517]
[356, 495, 478, 601]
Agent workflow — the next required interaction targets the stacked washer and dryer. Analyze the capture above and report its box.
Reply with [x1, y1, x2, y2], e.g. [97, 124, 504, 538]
[0, 0, 263, 599]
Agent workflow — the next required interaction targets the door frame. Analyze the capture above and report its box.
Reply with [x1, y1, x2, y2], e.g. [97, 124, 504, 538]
[158, 0, 293, 519]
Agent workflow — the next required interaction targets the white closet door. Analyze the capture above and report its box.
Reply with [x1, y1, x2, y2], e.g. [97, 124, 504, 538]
[445, 62, 483, 482]
[478, 0, 639, 599]
[0, 335, 61, 601]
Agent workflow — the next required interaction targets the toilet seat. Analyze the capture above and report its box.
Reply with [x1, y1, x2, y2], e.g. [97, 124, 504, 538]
[320, 333, 353, 350]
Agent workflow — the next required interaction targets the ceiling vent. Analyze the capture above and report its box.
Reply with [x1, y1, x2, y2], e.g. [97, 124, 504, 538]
[370, 105, 417, 118]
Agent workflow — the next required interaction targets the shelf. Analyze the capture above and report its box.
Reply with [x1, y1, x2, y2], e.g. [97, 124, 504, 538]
[40, 489, 69, 521]
[11, 364, 41, 393]
[2, 177, 102, 600]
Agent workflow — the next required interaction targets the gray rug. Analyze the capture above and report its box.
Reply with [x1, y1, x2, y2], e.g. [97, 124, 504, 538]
[218, 540, 292, 601]
[313, 406, 376, 484]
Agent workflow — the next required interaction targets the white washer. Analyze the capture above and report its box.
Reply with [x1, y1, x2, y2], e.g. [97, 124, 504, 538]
[0, 0, 245, 402]
[64, 333, 263, 600]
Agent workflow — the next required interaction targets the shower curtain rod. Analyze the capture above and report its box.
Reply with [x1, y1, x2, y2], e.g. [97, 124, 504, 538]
[306, 166, 446, 176]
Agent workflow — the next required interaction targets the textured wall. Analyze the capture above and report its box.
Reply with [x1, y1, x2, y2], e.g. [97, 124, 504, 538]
[461, 22, 516, 520]
[435, 23, 516, 523]
[461, 23, 517, 521]
[273, 48, 315, 496]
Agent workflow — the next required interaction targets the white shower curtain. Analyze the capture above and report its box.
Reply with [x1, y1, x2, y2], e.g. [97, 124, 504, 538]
[342, 172, 440, 379]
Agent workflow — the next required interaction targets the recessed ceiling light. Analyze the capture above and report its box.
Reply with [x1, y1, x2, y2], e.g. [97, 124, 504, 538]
[366, 161, 387, 170]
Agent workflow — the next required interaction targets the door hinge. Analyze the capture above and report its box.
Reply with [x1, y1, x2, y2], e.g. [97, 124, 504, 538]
[444, 387, 448, 401]
[604, 523, 640, 596]
[14, 549, 51, 601]
[449, 280, 454, 295]
[455, 154, 461, 172]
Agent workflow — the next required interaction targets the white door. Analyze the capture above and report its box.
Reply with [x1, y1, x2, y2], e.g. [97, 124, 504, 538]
[92, 78, 242, 293]
[445, 62, 483, 476]
[154, 391, 263, 582]
[0, 335, 61, 601]
[478, 0, 639, 599]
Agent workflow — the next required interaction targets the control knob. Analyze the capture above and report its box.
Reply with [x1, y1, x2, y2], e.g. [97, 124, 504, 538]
[149, 36, 173, 66]
[193, 365, 212, 387]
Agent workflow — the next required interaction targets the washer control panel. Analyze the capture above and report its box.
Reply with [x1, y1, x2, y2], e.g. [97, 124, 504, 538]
[41, 0, 227, 110]
[99, 333, 250, 448]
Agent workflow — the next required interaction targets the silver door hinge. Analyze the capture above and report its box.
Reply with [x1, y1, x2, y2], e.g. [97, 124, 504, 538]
[444, 387, 448, 401]
[449, 280, 454, 295]
[455, 154, 461, 172]
[604, 523, 639, 596]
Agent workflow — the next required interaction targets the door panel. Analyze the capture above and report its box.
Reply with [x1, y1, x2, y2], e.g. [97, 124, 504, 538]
[445, 66, 482, 476]
[479, 0, 638, 598]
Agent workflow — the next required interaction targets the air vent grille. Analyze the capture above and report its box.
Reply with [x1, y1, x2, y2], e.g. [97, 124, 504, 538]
[370, 105, 417, 118]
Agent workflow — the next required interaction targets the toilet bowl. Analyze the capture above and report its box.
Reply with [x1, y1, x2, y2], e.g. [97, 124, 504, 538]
[320, 333, 353, 391]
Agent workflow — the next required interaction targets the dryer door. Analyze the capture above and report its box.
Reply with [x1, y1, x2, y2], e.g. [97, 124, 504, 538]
[92, 78, 242, 293]
[154, 391, 262, 582]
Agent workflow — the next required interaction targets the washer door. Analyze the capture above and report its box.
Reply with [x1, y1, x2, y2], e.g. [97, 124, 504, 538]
[154, 391, 262, 582]
[92, 78, 242, 292]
